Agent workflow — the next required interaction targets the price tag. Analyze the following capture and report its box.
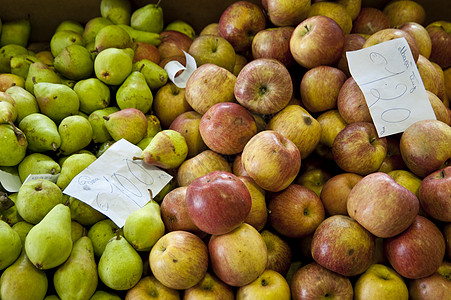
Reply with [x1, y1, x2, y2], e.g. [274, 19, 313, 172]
[346, 37, 436, 137]
[63, 139, 172, 227]
[0, 168, 22, 192]
[164, 50, 197, 88]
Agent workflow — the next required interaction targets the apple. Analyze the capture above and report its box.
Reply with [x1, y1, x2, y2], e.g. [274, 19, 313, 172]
[262, 0, 310, 27]
[236, 269, 291, 300]
[418, 166, 451, 222]
[290, 262, 354, 300]
[149, 230, 209, 290]
[383, 0, 426, 27]
[426, 21, 451, 69]
[354, 264, 408, 300]
[183, 272, 234, 300]
[387, 169, 422, 198]
[217, 1, 266, 52]
[185, 63, 236, 115]
[199, 102, 257, 155]
[232, 153, 249, 177]
[337, 76, 372, 124]
[320, 172, 362, 216]
[125, 275, 180, 300]
[307, 2, 353, 35]
[399, 22, 432, 59]
[241, 130, 301, 192]
[251, 26, 295, 68]
[176, 149, 232, 187]
[431, 61, 449, 107]
[336, 0, 362, 21]
[268, 184, 325, 239]
[384, 215, 446, 279]
[234, 58, 293, 115]
[132, 41, 160, 64]
[399, 119, 451, 178]
[311, 215, 375, 277]
[157, 30, 193, 61]
[316, 109, 348, 148]
[232, 54, 248, 77]
[185, 171, 252, 235]
[260, 229, 292, 276]
[239, 176, 268, 231]
[290, 15, 345, 69]
[427, 90, 451, 125]
[408, 261, 451, 300]
[445, 67, 451, 101]
[352, 7, 390, 35]
[417, 54, 441, 97]
[169, 111, 207, 159]
[209, 223, 267, 287]
[267, 105, 322, 159]
[295, 168, 332, 197]
[377, 136, 407, 173]
[337, 33, 366, 77]
[332, 122, 388, 175]
[188, 34, 236, 72]
[152, 82, 192, 129]
[300, 65, 347, 113]
[445, 224, 451, 260]
[199, 23, 219, 36]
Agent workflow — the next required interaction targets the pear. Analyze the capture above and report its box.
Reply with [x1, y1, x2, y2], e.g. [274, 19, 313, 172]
[104, 107, 148, 144]
[0, 73, 25, 91]
[0, 124, 27, 167]
[116, 70, 153, 113]
[90, 290, 122, 300]
[135, 129, 188, 169]
[49, 29, 84, 57]
[165, 19, 196, 40]
[19, 113, 62, 152]
[56, 153, 97, 190]
[145, 114, 161, 138]
[74, 78, 110, 114]
[58, 115, 93, 155]
[131, 2, 164, 34]
[55, 20, 84, 35]
[117, 24, 161, 46]
[10, 54, 38, 79]
[5, 86, 39, 123]
[82, 17, 113, 45]
[12, 221, 34, 245]
[54, 44, 94, 80]
[95, 24, 132, 52]
[71, 220, 86, 243]
[133, 59, 168, 90]
[35, 50, 54, 66]
[98, 234, 143, 290]
[18, 153, 61, 182]
[24, 203, 73, 269]
[0, 44, 29, 73]
[69, 196, 106, 226]
[124, 197, 165, 251]
[95, 141, 115, 157]
[33, 82, 80, 123]
[136, 136, 152, 150]
[1, 192, 23, 226]
[0, 18, 31, 47]
[100, 0, 132, 25]
[25, 61, 62, 94]
[88, 106, 119, 143]
[0, 250, 48, 300]
[0, 220, 22, 270]
[0, 91, 18, 126]
[44, 296, 60, 300]
[54, 236, 98, 300]
[15, 179, 64, 224]
[87, 219, 121, 257]
[94, 47, 134, 85]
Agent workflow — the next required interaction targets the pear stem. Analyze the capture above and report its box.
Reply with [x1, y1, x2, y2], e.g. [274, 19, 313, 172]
[0, 191, 14, 211]
[155, 0, 162, 8]
[103, 116, 110, 121]
[132, 156, 143, 161]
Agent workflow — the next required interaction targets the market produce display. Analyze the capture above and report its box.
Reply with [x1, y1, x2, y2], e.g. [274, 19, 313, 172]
[0, 0, 450, 299]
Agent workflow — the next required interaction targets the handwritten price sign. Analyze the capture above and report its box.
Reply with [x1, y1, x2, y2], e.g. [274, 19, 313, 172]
[63, 139, 172, 227]
[346, 37, 436, 137]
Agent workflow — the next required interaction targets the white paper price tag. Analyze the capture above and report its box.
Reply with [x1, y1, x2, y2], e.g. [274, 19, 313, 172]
[346, 37, 436, 137]
[164, 50, 197, 88]
[63, 139, 172, 227]
[0, 169, 21, 192]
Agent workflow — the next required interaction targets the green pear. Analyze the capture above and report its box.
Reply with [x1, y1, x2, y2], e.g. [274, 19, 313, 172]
[74, 78, 110, 114]
[25, 61, 62, 94]
[19, 113, 62, 152]
[153, 178, 176, 202]
[0, 44, 29, 73]
[0, 220, 22, 270]
[87, 219, 121, 257]
[100, 0, 132, 25]
[56, 153, 97, 190]
[15, 179, 64, 224]
[94, 47, 134, 85]
[135, 129, 188, 169]
[0, 19, 31, 47]
[0, 91, 18, 125]
[88, 106, 119, 143]
[54, 44, 94, 80]
[24, 203, 73, 269]
[5, 86, 39, 123]
[12, 221, 34, 245]
[18, 153, 61, 183]
[104, 107, 148, 144]
[98, 234, 143, 290]
[58, 115, 93, 155]
[89, 290, 121, 300]
[95, 141, 115, 157]
[117, 24, 161, 46]
[70, 220, 86, 243]
[132, 59, 168, 90]
[53, 236, 98, 299]
[0, 124, 27, 167]
[50, 30, 84, 58]
[1, 192, 23, 226]
[69, 196, 106, 226]
[124, 197, 165, 251]
[10, 54, 38, 79]
[116, 70, 153, 113]
[137, 136, 152, 150]
[95, 24, 132, 52]
[55, 20, 84, 35]
[131, 2, 164, 34]
[44, 296, 61, 300]
[82, 17, 113, 45]
[165, 19, 196, 40]
[0, 250, 48, 300]
[33, 82, 80, 123]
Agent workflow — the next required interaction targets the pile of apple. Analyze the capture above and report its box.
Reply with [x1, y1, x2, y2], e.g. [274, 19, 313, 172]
[1, 0, 451, 299]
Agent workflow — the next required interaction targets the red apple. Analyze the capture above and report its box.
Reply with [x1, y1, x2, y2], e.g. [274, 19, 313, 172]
[295, 168, 331, 198]
[399, 22, 432, 59]
[384, 215, 446, 279]
[125, 275, 180, 299]
[337, 76, 372, 124]
[132, 41, 160, 64]
[262, 0, 311, 27]
[188, 34, 236, 72]
[183, 272, 234, 300]
[251, 26, 295, 68]
[377, 136, 407, 173]
[383, 0, 426, 27]
[408, 261, 451, 300]
[445, 224, 451, 260]
[169, 111, 208, 159]
[337, 33, 367, 77]
[157, 30, 193, 60]
[417, 54, 441, 97]
[153, 82, 191, 128]
[236, 269, 291, 300]
[419, 166, 451, 222]
[232, 153, 249, 177]
[352, 7, 390, 35]
[307, 1, 353, 35]
[239, 176, 268, 231]
[199, 23, 219, 36]
[426, 21, 451, 69]
[260, 229, 292, 277]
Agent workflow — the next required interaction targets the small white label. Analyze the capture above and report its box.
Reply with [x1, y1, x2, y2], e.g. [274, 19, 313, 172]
[346, 37, 436, 137]
[164, 50, 197, 88]
[23, 173, 60, 184]
[0, 169, 22, 192]
[63, 139, 172, 227]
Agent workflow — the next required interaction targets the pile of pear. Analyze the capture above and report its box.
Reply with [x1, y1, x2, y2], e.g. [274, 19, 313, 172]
[0, 0, 196, 298]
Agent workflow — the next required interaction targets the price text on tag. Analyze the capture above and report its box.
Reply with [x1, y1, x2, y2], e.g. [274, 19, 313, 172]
[63, 139, 172, 227]
[346, 37, 436, 137]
